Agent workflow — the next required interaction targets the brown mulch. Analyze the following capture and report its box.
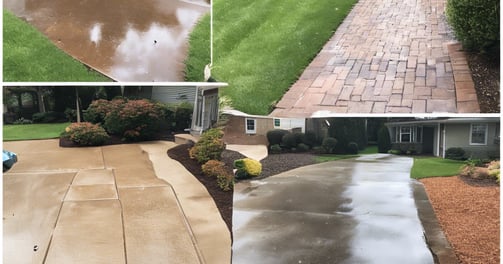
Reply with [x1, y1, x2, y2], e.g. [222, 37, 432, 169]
[466, 52, 500, 113]
[420, 176, 500, 264]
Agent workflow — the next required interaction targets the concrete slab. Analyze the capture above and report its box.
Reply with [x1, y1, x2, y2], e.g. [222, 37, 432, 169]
[226, 144, 269, 161]
[72, 169, 115, 185]
[3, 139, 105, 172]
[3, 172, 75, 264]
[233, 155, 435, 264]
[65, 184, 118, 201]
[44, 200, 125, 264]
[101, 144, 168, 187]
[119, 186, 201, 264]
[140, 141, 231, 264]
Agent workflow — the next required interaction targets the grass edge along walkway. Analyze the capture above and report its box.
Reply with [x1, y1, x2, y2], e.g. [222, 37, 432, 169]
[411, 157, 465, 179]
[185, 0, 358, 115]
[3, 123, 70, 141]
[3, 9, 110, 82]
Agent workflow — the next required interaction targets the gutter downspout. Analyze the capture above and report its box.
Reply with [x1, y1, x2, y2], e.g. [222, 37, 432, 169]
[442, 125, 446, 158]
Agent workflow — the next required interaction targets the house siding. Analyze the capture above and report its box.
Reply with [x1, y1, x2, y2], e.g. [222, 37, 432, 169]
[152, 86, 195, 104]
[445, 123, 500, 159]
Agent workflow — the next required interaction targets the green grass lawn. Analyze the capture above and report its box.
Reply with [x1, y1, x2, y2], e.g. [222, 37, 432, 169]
[3, 123, 70, 141]
[410, 157, 465, 179]
[185, 0, 357, 115]
[3, 10, 110, 82]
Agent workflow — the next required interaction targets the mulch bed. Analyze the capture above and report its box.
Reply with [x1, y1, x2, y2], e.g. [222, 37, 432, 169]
[467, 52, 500, 113]
[421, 176, 500, 264]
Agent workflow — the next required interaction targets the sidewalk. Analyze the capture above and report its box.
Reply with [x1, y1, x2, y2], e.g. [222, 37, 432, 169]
[3, 139, 230, 264]
[271, 0, 479, 116]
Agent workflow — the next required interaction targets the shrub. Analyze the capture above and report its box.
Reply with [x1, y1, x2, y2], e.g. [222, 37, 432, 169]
[388, 149, 401, 155]
[322, 137, 338, 154]
[234, 158, 262, 179]
[32, 111, 65, 123]
[446, 0, 499, 53]
[297, 143, 310, 152]
[312, 146, 326, 154]
[347, 142, 359, 154]
[281, 133, 297, 149]
[84, 98, 125, 124]
[377, 126, 391, 153]
[217, 173, 235, 191]
[61, 122, 109, 146]
[201, 160, 226, 177]
[303, 131, 317, 147]
[189, 128, 226, 164]
[269, 144, 282, 154]
[102, 99, 166, 141]
[293, 132, 305, 144]
[267, 129, 290, 146]
[488, 160, 500, 182]
[13, 118, 33, 124]
[166, 102, 193, 131]
[445, 147, 466, 160]
[64, 108, 78, 122]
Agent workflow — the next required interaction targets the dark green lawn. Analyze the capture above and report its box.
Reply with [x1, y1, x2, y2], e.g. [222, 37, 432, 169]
[185, 0, 357, 115]
[3, 9, 110, 82]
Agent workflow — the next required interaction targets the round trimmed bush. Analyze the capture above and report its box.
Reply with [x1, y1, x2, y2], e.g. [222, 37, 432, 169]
[322, 137, 338, 154]
[446, 0, 499, 53]
[61, 122, 110, 146]
[347, 142, 359, 154]
[303, 131, 317, 147]
[267, 129, 290, 146]
[445, 147, 466, 160]
[281, 133, 297, 149]
[297, 143, 310, 152]
[269, 144, 282, 154]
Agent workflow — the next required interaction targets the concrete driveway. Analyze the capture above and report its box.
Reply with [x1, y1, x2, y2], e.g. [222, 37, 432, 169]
[233, 154, 455, 264]
[3, 139, 230, 264]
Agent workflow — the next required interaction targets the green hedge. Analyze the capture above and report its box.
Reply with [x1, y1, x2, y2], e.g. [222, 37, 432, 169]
[446, 0, 499, 53]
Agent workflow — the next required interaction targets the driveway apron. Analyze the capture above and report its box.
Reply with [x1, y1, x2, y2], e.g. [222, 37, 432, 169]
[271, 0, 479, 116]
[233, 154, 434, 264]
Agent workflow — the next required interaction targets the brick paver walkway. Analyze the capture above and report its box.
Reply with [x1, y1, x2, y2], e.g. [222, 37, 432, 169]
[271, 0, 480, 117]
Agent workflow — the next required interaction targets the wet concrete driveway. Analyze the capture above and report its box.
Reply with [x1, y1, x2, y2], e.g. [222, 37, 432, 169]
[233, 154, 435, 264]
[4, 0, 209, 81]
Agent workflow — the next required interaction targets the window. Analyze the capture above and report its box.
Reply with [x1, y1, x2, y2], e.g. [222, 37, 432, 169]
[392, 125, 423, 143]
[245, 118, 257, 134]
[470, 124, 488, 145]
[274, 118, 281, 127]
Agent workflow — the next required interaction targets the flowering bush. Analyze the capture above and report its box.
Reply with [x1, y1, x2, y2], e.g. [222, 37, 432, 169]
[61, 122, 110, 146]
[85, 99, 165, 141]
[189, 128, 226, 164]
[234, 158, 262, 179]
[84, 98, 126, 124]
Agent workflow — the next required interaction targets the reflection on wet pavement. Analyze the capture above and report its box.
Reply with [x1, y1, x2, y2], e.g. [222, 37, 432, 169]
[233, 154, 434, 264]
[4, 0, 209, 81]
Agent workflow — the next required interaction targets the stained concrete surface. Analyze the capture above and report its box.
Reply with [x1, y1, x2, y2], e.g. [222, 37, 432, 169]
[3, 139, 231, 264]
[233, 154, 435, 264]
[4, 0, 209, 81]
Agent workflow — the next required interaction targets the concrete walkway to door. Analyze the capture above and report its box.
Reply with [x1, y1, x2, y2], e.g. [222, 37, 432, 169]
[232, 154, 457, 264]
[271, 0, 479, 116]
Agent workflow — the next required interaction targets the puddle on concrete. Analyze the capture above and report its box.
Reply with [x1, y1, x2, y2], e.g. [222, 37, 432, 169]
[4, 0, 209, 81]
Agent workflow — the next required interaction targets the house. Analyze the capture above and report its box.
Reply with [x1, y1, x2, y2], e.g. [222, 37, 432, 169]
[221, 109, 305, 144]
[122, 83, 228, 135]
[385, 117, 500, 159]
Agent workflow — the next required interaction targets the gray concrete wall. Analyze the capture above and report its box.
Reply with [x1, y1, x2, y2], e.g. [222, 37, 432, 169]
[445, 123, 500, 159]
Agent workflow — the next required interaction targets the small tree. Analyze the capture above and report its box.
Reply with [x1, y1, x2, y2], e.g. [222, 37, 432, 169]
[377, 126, 391, 153]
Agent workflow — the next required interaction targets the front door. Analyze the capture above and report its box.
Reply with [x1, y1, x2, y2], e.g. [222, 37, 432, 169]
[422, 127, 434, 154]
